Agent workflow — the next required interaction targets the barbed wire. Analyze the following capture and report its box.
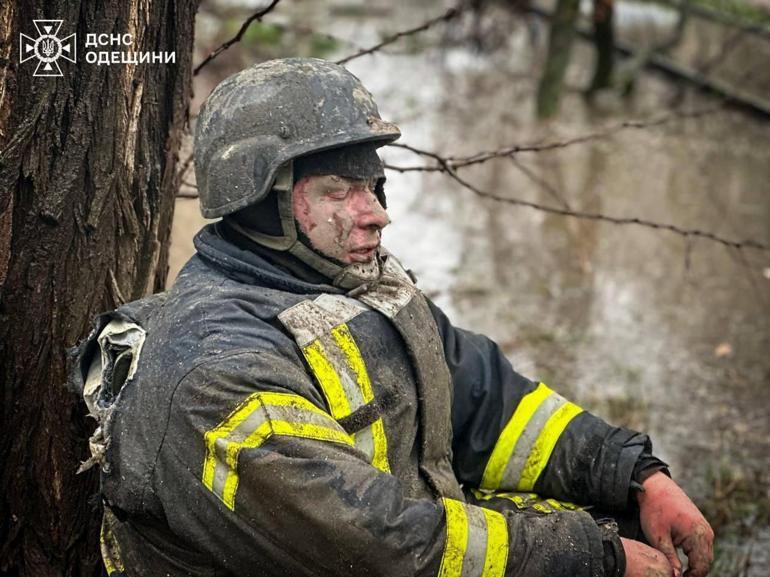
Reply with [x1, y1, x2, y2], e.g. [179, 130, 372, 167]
[387, 143, 769, 252]
[194, 0, 283, 76]
[181, 2, 767, 253]
[335, 6, 462, 65]
[386, 104, 722, 173]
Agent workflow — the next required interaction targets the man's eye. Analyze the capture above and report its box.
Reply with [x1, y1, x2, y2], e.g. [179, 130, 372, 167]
[324, 188, 349, 199]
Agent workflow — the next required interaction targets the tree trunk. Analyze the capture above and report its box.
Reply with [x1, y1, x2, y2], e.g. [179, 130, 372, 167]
[0, 1, 199, 575]
[536, 0, 580, 119]
[588, 0, 614, 93]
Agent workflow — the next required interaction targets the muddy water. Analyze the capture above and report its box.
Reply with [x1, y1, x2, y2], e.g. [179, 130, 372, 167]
[172, 0, 769, 571]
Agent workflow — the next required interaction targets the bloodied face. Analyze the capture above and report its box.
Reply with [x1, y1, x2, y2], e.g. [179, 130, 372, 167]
[292, 174, 390, 264]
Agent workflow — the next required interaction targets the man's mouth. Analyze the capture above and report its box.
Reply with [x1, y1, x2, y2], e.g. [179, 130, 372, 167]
[348, 244, 379, 262]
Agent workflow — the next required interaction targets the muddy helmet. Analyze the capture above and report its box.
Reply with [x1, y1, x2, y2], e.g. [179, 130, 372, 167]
[194, 58, 401, 218]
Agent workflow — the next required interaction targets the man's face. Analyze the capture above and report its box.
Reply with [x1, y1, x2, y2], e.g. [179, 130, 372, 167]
[292, 174, 390, 264]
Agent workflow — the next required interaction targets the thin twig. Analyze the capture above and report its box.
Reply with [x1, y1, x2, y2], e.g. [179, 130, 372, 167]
[194, 0, 282, 76]
[177, 152, 194, 179]
[335, 6, 462, 65]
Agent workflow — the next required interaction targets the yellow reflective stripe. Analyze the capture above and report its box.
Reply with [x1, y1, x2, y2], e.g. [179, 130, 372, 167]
[481, 508, 508, 577]
[331, 323, 391, 473]
[100, 516, 125, 575]
[517, 401, 583, 490]
[545, 497, 581, 511]
[470, 489, 581, 514]
[331, 324, 375, 402]
[302, 340, 351, 419]
[480, 383, 553, 490]
[439, 498, 469, 577]
[201, 391, 353, 510]
[368, 419, 390, 472]
[220, 419, 354, 509]
[202, 393, 264, 491]
[439, 498, 509, 577]
[202, 392, 335, 491]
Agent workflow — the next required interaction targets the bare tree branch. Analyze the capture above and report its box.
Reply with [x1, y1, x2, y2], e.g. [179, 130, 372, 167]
[387, 143, 770, 252]
[194, 0, 282, 76]
[177, 151, 194, 179]
[177, 189, 199, 199]
[335, 6, 462, 65]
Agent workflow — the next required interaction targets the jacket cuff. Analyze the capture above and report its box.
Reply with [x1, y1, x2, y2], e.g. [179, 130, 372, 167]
[599, 428, 649, 511]
[632, 452, 670, 484]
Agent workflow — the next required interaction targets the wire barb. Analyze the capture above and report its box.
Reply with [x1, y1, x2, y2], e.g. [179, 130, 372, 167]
[335, 6, 462, 65]
[194, 0, 283, 76]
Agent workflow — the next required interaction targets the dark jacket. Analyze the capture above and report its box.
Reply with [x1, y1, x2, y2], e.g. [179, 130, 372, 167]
[74, 223, 652, 577]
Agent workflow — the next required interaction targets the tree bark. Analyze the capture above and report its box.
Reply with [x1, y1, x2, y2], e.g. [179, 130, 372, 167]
[0, 1, 199, 575]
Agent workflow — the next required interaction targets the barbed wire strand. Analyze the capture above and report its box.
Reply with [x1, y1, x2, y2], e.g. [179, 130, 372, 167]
[194, 0, 283, 76]
[182, 5, 767, 253]
[335, 6, 462, 65]
[387, 104, 722, 173]
[386, 143, 769, 252]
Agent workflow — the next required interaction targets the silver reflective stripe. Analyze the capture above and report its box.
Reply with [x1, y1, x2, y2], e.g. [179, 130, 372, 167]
[210, 405, 271, 499]
[279, 295, 367, 347]
[337, 357, 366, 409]
[337, 367, 374, 459]
[501, 393, 568, 486]
[314, 293, 368, 322]
[462, 505, 490, 577]
[353, 424, 375, 460]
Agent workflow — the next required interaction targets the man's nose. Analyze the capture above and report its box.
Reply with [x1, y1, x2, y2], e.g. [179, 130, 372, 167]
[352, 190, 390, 230]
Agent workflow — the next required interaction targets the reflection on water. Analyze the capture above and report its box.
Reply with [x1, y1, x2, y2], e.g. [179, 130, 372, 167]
[173, 0, 769, 570]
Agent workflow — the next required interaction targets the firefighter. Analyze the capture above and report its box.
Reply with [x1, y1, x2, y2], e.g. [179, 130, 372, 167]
[74, 58, 713, 577]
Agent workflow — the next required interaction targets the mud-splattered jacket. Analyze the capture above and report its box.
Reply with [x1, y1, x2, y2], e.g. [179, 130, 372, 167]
[74, 223, 654, 577]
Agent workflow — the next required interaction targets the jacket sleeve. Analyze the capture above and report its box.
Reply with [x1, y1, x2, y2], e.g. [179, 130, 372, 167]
[151, 350, 607, 577]
[428, 300, 653, 512]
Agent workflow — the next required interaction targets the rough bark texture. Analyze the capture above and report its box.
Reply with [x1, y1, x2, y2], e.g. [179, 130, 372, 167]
[0, 1, 199, 575]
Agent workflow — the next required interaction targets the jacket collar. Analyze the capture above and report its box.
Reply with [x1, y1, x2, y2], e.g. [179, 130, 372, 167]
[193, 223, 344, 295]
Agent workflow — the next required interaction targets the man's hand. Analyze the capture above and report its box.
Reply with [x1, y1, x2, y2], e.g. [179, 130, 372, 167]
[636, 471, 715, 577]
[622, 537, 674, 577]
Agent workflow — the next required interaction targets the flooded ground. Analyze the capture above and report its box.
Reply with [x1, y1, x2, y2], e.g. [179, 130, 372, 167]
[173, 1, 770, 572]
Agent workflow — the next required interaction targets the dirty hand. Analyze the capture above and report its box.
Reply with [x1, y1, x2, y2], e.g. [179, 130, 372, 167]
[622, 537, 674, 577]
[637, 471, 715, 577]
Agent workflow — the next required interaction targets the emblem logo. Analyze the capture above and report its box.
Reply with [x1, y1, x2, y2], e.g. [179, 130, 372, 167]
[19, 20, 76, 77]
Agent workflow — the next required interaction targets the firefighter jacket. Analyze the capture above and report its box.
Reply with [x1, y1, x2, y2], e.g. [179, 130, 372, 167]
[73, 223, 655, 577]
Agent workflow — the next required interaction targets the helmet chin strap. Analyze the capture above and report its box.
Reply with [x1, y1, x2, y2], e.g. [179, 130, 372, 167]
[228, 161, 383, 291]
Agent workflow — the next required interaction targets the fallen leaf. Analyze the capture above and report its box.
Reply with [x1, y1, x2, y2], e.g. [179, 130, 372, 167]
[714, 342, 733, 358]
